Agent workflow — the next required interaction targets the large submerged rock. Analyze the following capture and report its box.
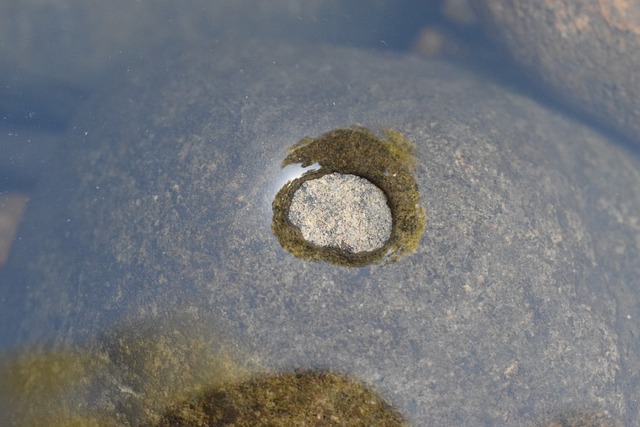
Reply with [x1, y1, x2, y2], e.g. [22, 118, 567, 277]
[0, 0, 425, 125]
[1, 39, 639, 425]
[473, 1, 640, 144]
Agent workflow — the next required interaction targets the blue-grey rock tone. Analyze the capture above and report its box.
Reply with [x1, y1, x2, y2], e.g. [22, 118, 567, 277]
[1, 39, 638, 425]
[474, 0, 640, 144]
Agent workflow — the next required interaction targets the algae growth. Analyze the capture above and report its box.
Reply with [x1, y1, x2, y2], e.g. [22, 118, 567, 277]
[0, 312, 407, 426]
[0, 313, 250, 426]
[272, 127, 426, 267]
[156, 370, 406, 427]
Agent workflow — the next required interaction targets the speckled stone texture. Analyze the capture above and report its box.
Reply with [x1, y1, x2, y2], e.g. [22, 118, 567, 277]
[1, 40, 638, 425]
[288, 173, 392, 253]
[473, 1, 640, 144]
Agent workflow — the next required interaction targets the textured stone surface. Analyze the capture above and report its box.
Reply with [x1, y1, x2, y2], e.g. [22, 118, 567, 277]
[1, 40, 638, 425]
[473, 1, 640, 144]
[288, 173, 392, 253]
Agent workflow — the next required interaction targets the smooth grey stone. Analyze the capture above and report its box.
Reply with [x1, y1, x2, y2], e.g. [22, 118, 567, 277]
[0, 0, 427, 126]
[0, 126, 63, 190]
[1, 39, 638, 425]
[473, 1, 640, 145]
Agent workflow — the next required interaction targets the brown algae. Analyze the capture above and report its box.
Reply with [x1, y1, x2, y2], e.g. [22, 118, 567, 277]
[156, 370, 407, 427]
[0, 314, 408, 426]
[272, 127, 426, 267]
[0, 313, 250, 426]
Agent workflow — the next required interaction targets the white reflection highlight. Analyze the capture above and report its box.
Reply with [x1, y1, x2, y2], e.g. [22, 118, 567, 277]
[268, 162, 320, 199]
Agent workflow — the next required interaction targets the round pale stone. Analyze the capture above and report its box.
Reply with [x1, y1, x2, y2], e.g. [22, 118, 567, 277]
[288, 173, 392, 253]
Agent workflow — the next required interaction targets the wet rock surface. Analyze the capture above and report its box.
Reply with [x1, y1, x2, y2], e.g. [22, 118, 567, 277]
[1, 39, 638, 425]
[288, 173, 392, 253]
[473, 1, 640, 144]
[0, 0, 426, 125]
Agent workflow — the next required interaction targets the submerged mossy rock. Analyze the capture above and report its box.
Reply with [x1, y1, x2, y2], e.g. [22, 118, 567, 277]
[0, 313, 252, 426]
[1, 40, 639, 425]
[155, 370, 406, 427]
[0, 314, 404, 426]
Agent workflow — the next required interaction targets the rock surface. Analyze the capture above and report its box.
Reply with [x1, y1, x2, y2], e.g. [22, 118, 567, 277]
[1, 40, 638, 425]
[288, 173, 392, 253]
[473, 1, 640, 144]
[0, 0, 426, 125]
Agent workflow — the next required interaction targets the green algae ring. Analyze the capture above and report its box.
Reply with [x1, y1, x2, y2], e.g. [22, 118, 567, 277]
[272, 127, 426, 267]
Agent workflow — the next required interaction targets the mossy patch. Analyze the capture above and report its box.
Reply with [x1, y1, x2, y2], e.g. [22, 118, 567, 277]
[156, 370, 407, 427]
[0, 313, 251, 426]
[272, 127, 426, 267]
[0, 314, 407, 426]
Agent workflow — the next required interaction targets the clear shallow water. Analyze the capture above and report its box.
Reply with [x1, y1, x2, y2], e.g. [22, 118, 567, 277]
[0, 2, 638, 426]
